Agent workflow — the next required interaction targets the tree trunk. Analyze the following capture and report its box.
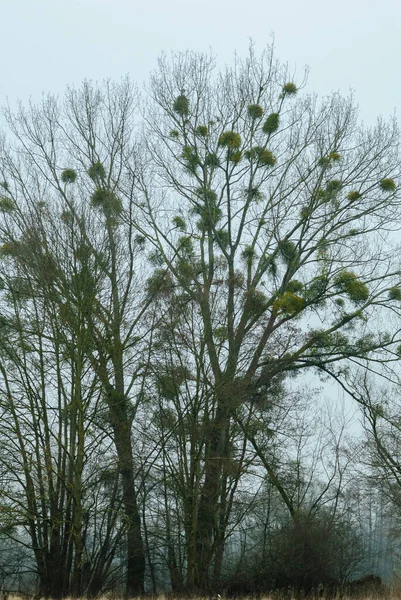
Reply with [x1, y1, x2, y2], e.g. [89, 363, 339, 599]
[108, 389, 145, 595]
[195, 400, 230, 590]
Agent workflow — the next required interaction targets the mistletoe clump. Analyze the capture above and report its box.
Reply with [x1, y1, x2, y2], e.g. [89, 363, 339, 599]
[286, 280, 304, 294]
[241, 245, 255, 262]
[134, 235, 146, 248]
[195, 125, 208, 137]
[318, 152, 341, 168]
[247, 104, 264, 119]
[61, 169, 77, 184]
[379, 178, 396, 192]
[146, 269, 174, 298]
[195, 187, 218, 204]
[246, 187, 264, 202]
[61, 210, 73, 224]
[304, 275, 328, 306]
[214, 229, 230, 248]
[277, 240, 298, 265]
[245, 146, 276, 166]
[218, 131, 242, 150]
[193, 188, 222, 230]
[177, 236, 194, 258]
[316, 188, 328, 202]
[262, 113, 280, 134]
[0, 241, 20, 258]
[347, 190, 362, 202]
[318, 157, 331, 168]
[181, 146, 199, 173]
[326, 179, 342, 194]
[257, 150, 276, 167]
[214, 326, 228, 342]
[204, 153, 220, 168]
[172, 215, 186, 231]
[309, 330, 335, 349]
[0, 197, 15, 212]
[90, 189, 122, 215]
[334, 270, 369, 304]
[176, 257, 201, 282]
[230, 151, 242, 164]
[173, 94, 189, 116]
[88, 162, 106, 183]
[389, 287, 401, 301]
[274, 292, 304, 315]
[300, 206, 312, 220]
[282, 82, 298, 96]
[245, 288, 268, 317]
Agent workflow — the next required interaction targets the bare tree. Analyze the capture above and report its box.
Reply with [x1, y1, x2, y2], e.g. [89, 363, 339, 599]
[0, 79, 149, 595]
[135, 45, 401, 588]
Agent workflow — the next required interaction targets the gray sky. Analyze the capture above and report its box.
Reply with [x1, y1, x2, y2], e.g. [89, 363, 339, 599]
[1, 0, 400, 123]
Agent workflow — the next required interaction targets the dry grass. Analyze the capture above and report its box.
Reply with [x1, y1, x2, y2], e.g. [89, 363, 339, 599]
[4, 594, 401, 600]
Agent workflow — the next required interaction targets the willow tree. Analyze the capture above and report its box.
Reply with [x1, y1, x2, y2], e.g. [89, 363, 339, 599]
[135, 46, 401, 588]
[0, 80, 148, 595]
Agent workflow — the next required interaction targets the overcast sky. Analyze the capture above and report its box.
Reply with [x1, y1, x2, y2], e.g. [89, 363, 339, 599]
[1, 0, 400, 124]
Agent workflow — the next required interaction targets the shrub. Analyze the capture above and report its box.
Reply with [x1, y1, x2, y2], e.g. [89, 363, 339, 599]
[270, 511, 363, 595]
